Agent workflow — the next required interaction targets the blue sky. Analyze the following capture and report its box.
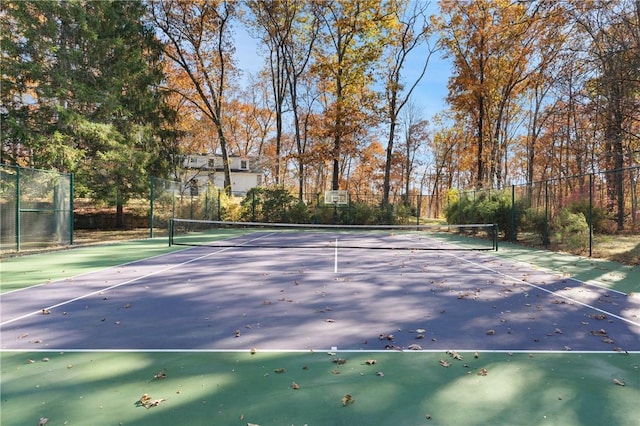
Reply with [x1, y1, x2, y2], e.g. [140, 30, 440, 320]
[232, 18, 452, 125]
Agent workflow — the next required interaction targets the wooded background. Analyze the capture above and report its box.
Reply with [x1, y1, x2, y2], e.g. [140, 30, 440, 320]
[2, 1, 639, 231]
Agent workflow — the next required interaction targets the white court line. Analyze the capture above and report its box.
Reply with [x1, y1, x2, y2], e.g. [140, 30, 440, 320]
[444, 251, 640, 329]
[492, 251, 629, 296]
[334, 238, 338, 273]
[0, 233, 275, 327]
[1, 348, 638, 354]
[0, 244, 195, 296]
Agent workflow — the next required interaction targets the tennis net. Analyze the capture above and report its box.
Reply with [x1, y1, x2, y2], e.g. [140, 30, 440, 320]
[168, 219, 498, 251]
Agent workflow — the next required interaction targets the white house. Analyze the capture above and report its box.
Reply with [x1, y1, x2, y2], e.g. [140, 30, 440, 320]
[182, 154, 263, 195]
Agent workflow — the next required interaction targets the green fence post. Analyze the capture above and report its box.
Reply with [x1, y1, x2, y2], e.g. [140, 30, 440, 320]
[70, 172, 74, 245]
[544, 180, 549, 250]
[15, 166, 20, 252]
[252, 190, 256, 222]
[511, 185, 516, 242]
[149, 176, 155, 238]
[217, 188, 221, 220]
[589, 173, 593, 257]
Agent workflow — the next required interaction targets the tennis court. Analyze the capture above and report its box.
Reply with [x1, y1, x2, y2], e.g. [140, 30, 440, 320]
[1, 222, 639, 425]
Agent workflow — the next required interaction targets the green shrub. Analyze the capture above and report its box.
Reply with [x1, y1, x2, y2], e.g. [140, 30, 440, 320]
[240, 186, 301, 223]
[566, 199, 610, 234]
[445, 189, 524, 240]
[287, 201, 312, 224]
[553, 208, 589, 253]
[351, 202, 383, 225]
[220, 192, 242, 221]
[522, 207, 549, 246]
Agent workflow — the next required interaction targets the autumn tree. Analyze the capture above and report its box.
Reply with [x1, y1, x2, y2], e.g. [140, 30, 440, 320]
[150, 0, 238, 193]
[437, 0, 563, 189]
[570, 0, 640, 229]
[246, 1, 319, 199]
[311, 0, 393, 191]
[399, 100, 430, 207]
[380, 0, 437, 207]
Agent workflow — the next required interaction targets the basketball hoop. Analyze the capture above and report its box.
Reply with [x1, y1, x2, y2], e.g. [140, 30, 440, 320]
[324, 190, 349, 205]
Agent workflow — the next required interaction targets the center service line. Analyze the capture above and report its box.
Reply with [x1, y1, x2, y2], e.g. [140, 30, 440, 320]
[334, 238, 338, 273]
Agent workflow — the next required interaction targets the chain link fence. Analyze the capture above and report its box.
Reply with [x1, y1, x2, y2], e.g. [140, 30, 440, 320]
[1, 164, 73, 253]
[452, 166, 640, 256]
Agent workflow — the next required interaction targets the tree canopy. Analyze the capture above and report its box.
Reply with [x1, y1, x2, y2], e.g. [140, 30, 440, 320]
[2, 0, 638, 226]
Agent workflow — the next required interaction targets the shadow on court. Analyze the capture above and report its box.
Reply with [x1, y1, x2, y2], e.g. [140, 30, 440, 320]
[1, 350, 639, 426]
[1, 241, 640, 426]
[2, 246, 639, 352]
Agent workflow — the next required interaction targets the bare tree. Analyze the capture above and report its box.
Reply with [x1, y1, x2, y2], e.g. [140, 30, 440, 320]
[150, 0, 237, 193]
[381, 0, 437, 207]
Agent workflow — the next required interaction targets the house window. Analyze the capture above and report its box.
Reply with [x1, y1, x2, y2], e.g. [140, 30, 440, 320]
[240, 160, 248, 170]
[208, 158, 215, 169]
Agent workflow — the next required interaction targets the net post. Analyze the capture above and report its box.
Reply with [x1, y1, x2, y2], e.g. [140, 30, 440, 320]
[168, 218, 174, 247]
[493, 223, 499, 251]
[150, 176, 155, 239]
[15, 165, 20, 252]
[69, 172, 74, 245]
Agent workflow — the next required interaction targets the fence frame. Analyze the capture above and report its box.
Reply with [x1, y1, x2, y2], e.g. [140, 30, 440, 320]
[1, 164, 74, 252]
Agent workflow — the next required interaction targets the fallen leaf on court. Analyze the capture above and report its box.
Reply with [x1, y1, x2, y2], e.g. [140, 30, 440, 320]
[365, 359, 377, 365]
[613, 378, 625, 386]
[446, 350, 462, 360]
[602, 337, 615, 344]
[407, 344, 422, 350]
[439, 359, 450, 368]
[415, 334, 425, 339]
[563, 345, 572, 351]
[379, 334, 394, 341]
[234, 329, 241, 337]
[477, 368, 488, 376]
[247, 423, 260, 426]
[331, 369, 341, 374]
[474, 352, 479, 359]
[555, 328, 563, 334]
[38, 417, 48, 425]
[42, 357, 49, 362]
[137, 394, 166, 408]
[41, 309, 50, 315]
[415, 328, 426, 334]
[262, 300, 272, 305]
[325, 319, 335, 323]
[333, 358, 347, 365]
[486, 329, 495, 335]
[154, 369, 167, 379]
[123, 303, 131, 309]
[250, 348, 257, 355]
[274, 368, 286, 373]
[590, 329, 607, 336]
[145, 398, 166, 408]
[590, 314, 607, 320]
[291, 381, 300, 390]
[341, 394, 355, 406]
[376, 371, 384, 377]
